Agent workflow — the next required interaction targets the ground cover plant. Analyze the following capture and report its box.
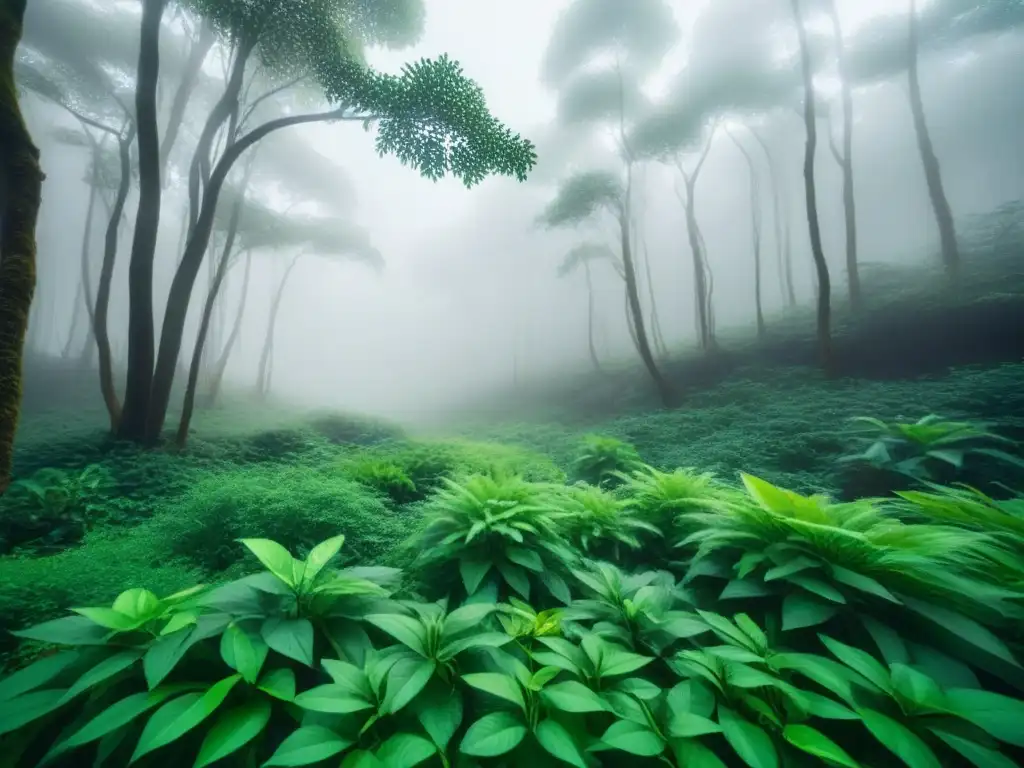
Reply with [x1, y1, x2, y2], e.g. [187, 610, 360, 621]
[0, 463, 1022, 767]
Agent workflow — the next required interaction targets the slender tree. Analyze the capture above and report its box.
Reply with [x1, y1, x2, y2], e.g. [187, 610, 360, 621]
[791, 0, 833, 372]
[726, 127, 766, 338]
[557, 242, 621, 374]
[0, 0, 44, 494]
[748, 126, 796, 308]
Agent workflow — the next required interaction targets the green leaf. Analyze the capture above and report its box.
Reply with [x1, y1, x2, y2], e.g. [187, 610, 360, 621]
[536, 719, 587, 768]
[718, 706, 778, 768]
[439, 632, 513, 660]
[506, 545, 544, 572]
[12, 616, 112, 646]
[131, 676, 242, 762]
[783, 724, 859, 768]
[669, 738, 727, 768]
[770, 652, 855, 703]
[462, 672, 526, 711]
[666, 680, 716, 718]
[944, 688, 1024, 747]
[598, 720, 665, 756]
[414, 684, 463, 750]
[112, 588, 162, 621]
[0, 651, 79, 702]
[904, 598, 1021, 669]
[383, 658, 436, 714]
[71, 607, 145, 633]
[929, 727, 1020, 768]
[668, 712, 722, 738]
[262, 618, 314, 667]
[365, 614, 429, 657]
[611, 677, 660, 700]
[303, 534, 346, 583]
[787, 575, 847, 604]
[890, 664, 945, 713]
[442, 602, 496, 639]
[832, 566, 900, 603]
[220, 622, 269, 684]
[294, 684, 375, 714]
[600, 646, 654, 677]
[496, 560, 531, 599]
[763, 556, 820, 581]
[51, 688, 184, 753]
[194, 699, 272, 768]
[341, 751, 384, 767]
[239, 538, 298, 587]
[144, 615, 230, 689]
[782, 593, 838, 631]
[263, 725, 354, 766]
[542, 680, 608, 713]
[375, 733, 436, 768]
[818, 634, 891, 693]
[861, 617, 909, 665]
[59, 650, 143, 705]
[858, 707, 942, 768]
[459, 711, 527, 757]
[321, 659, 373, 699]
[258, 668, 296, 701]
[0, 689, 68, 736]
[459, 556, 492, 596]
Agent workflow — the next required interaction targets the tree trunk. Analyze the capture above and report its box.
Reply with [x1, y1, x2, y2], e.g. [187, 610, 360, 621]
[792, 0, 833, 373]
[640, 233, 668, 358]
[907, 0, 959, 280]
[207, 248, 251, 406]
[256, 254, 301, 399]
[748, 127, 795, 309]
[118, 0, 166, 442]
[69, 163, 99, 362]
[160, 21, 216, 178]
[727, 129, 766, 338]
[176, 154, 256, 447]
[674, 129, 716, 352]
[0, 0, 44, 494]
[582, 259, 603, 373]
[827, 0, 861, 309]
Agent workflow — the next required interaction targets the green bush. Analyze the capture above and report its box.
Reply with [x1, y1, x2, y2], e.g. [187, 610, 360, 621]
[306, 410, 405, 446]
[145, 466, 416, 574]
[569, 435, 644, 488]
[341, 457, 420, 505]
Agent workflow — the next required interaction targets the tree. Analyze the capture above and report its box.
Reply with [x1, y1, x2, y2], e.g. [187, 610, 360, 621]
[748, 126, 797, 308]
[907, 0, 959, 280]
[726, 126, 766, 338]
[791, 0, 833, 373]
[115, 0, 536, 446]
[557, 242, 620, 374]
[539, 170, 674, 406]
[0, 0, 44, 494]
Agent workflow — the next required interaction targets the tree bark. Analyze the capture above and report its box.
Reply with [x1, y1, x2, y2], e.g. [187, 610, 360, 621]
[907, 0, 959, 280]
[827, 0, 862, 309]
[727, 129, 766, 338]
[748, 127, 795, 309]
[0, 0, 44, 494]
[582, 259, 603, 373]
[118, 0, 166, 442]
[160, 20, 216, 178]
[68, 158, 99, 361]
[256, 254, 301, 399]
[206, 248, 251, 406]
[792, 0, 833, 373]
[674, 128, 716, 352]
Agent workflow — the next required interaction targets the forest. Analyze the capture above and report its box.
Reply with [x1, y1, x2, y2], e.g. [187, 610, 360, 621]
[0, 0, 1023, 766]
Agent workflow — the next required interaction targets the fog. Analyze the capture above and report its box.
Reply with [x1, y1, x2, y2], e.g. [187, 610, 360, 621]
[20, 0, 1024, 424]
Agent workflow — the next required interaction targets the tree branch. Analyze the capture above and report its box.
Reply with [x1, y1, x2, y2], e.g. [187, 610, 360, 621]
[238, 74, 307, 132]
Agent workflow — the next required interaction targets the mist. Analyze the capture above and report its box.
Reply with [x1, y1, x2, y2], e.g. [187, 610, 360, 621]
[18, 0, 1024, 425]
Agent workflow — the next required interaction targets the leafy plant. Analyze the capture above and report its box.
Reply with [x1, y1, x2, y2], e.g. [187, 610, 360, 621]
[343, 458, 420, 505]
[570, 435, 644, 488]
[555, 484, 660, 561]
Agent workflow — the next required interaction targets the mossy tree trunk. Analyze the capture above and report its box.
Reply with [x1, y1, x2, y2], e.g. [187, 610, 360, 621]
[0, 0, 44, 494]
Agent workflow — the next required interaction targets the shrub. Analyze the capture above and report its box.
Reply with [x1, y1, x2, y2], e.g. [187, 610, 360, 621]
[306, 410, 405, 445]
[1, 530, 1021, 767]
[145, 466, 414, 574]
[554, 483, 660, 562]
[569, 435, 644, 488]
[343, 457, 420, 505]
[231, 427, 325, 463]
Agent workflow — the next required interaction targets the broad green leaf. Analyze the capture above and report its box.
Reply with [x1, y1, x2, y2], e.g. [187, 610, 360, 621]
[763, 556, 820, 582]
[238, 538, 298, 587]
[262, 618, 314, 667]
[787, 575, 847, 604]
[542, 681, 608, 713]
[459, 556, 492, 596]
[861, 617, 909, 665]
[782, 593, 838, 631]
[383, 658, 436, 714]
[719, 579, 773, 600]
[459, 711, 527, 757]
[294, 685, 374, 714]
[668, 712, 722, 738]
[341, 751, 384, 767]
[462, 672, 525, 711]
[51, 688, 184, 753]
[12, 616, 111, 646]
[832, 566, 900, 603]
[365, 614, 429, 658]
[600, 647, 654, 677]
[611, 677, 660, 700]
[890, 664, 945, 713]
[819, 635, 891, 693]
[263, 725, 353, 766]
[439, 632, 512, 661]
[258, 667, 296, 701]
[321, 659, 372, 699]
[718, 706, 778, 768]
[796, 690, 858, 720]
[598, 719, 665, 756]
[194, 699, 272, 768]
[770, 652, 854, 703]
[375, 733, 436, 768]
[495, 560, 531, 599]
[944, 688, 1024, 747]
[536, 719, 587, 768]
[904, 598, 1021, 668]
[161, 611, 199, 636]
[414, 683, 463, 750]
[930, 727, 1020, 768]
[112, 589, 162, 621]
[130, 675, 241, 762]
[858, 707, 942, 768]
[670, 738, 727, 768]
[220, 622, 269, 684]
[783, 724, 859, 768]
[442, 602, 496, 639]
[0, 651, 79, 702]
[59, 650, 142, 705]
[303, 534, 346, 583]
[145, 614, 230, 689]
[666, 680, 716, 719]
[539, 569, 573, 605]
[506, 545, 544, 573]
[0, 689, 68, 736]
[71, 607, 145, 633]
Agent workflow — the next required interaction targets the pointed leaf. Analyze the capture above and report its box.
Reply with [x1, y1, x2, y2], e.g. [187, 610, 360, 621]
[194, 699, 272, 768]
[262, 618, 314, 667]
[131, 675, 242, 762]
[459, 711, 527, 757]
[375, 733, 436, 768]
[536, 719, 587, 768]
[858, 707, 942, 768]
[718, 705, 778, 768]
[263, 725, 353, 766]
[239, 538, 298, 587]
[783, 724, 859, 768]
